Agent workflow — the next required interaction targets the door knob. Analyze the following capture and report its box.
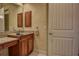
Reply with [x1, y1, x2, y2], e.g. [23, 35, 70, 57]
[49, 33, 53, 35]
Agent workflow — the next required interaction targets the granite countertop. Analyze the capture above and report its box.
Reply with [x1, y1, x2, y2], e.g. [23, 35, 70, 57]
[0, 32, 33, 45]
[8, 32, 34, 36]
[0, 37, 18, 45]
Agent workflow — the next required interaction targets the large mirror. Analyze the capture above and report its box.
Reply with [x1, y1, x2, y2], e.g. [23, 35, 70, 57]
[0, 3, 23, 32]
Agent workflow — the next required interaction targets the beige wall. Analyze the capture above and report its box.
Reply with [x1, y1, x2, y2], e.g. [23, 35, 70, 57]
[8, 4, 48, 54]
[24, 4, 48, 53]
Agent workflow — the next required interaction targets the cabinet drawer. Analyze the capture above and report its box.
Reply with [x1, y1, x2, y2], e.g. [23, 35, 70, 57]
[3, 40, 18, 48]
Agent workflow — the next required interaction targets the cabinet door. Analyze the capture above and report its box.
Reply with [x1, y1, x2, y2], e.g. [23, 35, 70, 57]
[28, 35, 34, 54]
[28, 37, 33, 53]
[22, 39, 28, 55]
[25, 11, 32, 27]
[17, 13, 23, 27]
[0, 45, 3, 50]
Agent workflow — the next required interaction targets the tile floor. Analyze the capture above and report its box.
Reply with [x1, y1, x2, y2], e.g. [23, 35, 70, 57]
[30, 51, 46, 56]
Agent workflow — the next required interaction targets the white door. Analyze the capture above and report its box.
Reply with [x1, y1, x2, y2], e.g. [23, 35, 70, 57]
[48, 4, 79, 56]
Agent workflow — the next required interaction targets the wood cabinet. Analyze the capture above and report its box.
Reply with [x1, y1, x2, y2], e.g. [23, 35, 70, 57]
[19, 35, 28, 56]
[8, 44, 19, 56]
[17, 13, 23, 27]
[0, 34, 34, 56]
[8, 33, 34, 56]
[0, 40, 18, 56]
[28, 35, 34, 54]
[25, 11, 32, 27]
[0, 45, 3, 50]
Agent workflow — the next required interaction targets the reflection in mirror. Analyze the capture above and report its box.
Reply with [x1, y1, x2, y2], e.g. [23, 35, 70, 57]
[0, 3, 23, 32]
[0, 3, 24, 33]
[0, 7, 5, 32]
[4, 9, 9, 31]
[0, 4, 9, 32]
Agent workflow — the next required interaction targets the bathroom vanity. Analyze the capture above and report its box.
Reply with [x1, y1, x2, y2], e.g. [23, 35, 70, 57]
[0, 37, 18, 50]
[0, 37, 18, 55]
[0, 32, 34, 56]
